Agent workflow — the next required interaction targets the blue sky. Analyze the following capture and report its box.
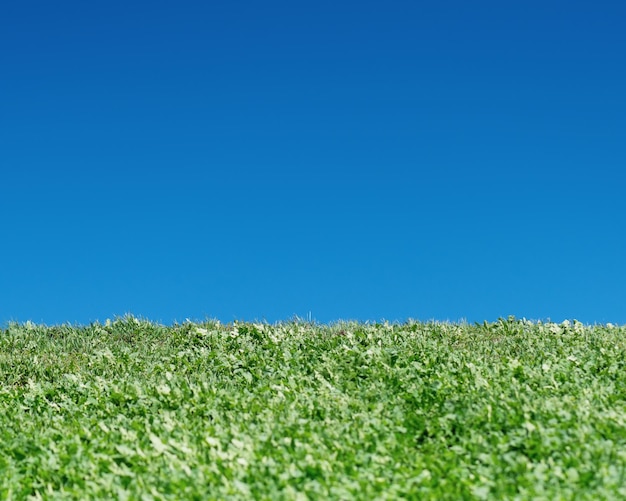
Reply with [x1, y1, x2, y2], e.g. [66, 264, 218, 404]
[1, 1, 624, 326]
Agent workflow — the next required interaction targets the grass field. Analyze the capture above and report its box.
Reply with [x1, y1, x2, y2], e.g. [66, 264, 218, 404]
[1, 316, 625, 499]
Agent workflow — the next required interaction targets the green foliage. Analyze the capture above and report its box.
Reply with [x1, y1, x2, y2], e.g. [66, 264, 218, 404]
[1, 316, 626, 499]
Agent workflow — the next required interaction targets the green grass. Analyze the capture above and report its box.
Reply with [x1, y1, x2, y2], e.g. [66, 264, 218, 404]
[1, 316, 626, 500]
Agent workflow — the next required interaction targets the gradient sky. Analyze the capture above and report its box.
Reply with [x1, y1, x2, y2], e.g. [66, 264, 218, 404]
[1, 1, 625, 326]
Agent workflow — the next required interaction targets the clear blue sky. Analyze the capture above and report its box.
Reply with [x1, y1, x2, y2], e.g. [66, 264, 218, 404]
[1, 1, 624, 326]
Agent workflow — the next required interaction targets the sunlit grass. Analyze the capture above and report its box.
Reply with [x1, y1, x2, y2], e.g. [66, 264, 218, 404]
[1, 316, 625, 499]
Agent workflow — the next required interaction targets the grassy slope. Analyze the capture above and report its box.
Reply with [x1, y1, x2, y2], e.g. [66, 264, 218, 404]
[1, 317, 626, 500]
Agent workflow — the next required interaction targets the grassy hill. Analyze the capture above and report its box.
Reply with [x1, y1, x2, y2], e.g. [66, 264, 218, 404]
[1, 316, 625, 499]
